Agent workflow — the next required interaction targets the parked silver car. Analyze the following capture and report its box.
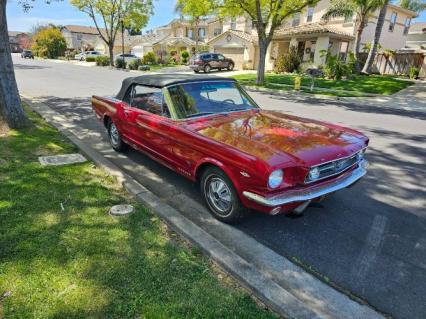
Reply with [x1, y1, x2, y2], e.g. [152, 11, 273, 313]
[115, 53, 140, 64]
[75, 51, 102, 61]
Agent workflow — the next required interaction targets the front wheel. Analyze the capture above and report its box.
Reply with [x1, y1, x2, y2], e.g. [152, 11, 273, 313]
[108, 121, 127, 152]
[201, 167, 247, 224]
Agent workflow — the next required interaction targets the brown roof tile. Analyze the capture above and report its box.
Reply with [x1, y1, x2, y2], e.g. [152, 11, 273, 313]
[276, 22, 353, 38]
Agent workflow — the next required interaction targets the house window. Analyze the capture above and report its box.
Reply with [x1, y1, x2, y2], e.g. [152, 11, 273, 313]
[77, 34, 83, 40]
[307, 7, 314, 23]
[389, 12, 397, 32]
[214, 28, 222, 36]
[230, 18, 237, 30]
[403, 17, 411, 35]
[188, 29, 193, 39]
[292, 13, 300, 27]
[198, 28, 206, 38]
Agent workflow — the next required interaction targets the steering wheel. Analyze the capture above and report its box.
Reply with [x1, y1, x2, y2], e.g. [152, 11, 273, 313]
[223, 99, 235, 104]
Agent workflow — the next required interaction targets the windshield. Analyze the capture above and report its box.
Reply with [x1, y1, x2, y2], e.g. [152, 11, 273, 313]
[166, 81, 258, 119]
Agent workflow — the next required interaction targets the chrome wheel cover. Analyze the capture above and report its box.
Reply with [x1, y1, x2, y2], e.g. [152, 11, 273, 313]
[206, 176, 232, 215]
[109, 123, 119, 146]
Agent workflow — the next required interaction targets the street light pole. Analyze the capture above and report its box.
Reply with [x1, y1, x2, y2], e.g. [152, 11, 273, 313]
[121, 19, 125, 69]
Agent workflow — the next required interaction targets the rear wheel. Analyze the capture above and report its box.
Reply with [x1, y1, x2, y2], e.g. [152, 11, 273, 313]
[227, 63, 234, 71]
[201, 167, 247, 224]
[204, 64, 211, 73]
[108, 121, 127, 152]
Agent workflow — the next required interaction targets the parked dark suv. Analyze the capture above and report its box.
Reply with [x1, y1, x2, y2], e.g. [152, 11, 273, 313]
[21, 50, 34, 59]
[189, 53, 234, 73]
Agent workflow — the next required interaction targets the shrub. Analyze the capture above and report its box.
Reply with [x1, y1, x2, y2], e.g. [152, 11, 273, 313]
[409, 67, 420, 79]
[115, 58, 127, 69]
[31, 27, 66, 59]
[274, 46, 302, 73]
[181, 50, 189, 64]
[321, 50, 352, 80]
[85, 56, 96, 62]
[142, 52, 156, 65]
[96, 55, 110, 66]
[128, 58, 141, 70]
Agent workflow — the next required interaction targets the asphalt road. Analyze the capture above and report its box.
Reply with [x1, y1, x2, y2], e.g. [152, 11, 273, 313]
[13, 55, 426, 319]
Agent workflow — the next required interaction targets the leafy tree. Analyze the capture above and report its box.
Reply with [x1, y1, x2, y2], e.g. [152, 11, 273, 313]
[361, 1, 388, 74]
[322, 0, 385, 73]
[70, 0, 153, 66]
[0, 0, 29, 128]
[31, 27, 67, 58]
[175, 0, 215, 51]
[397, 0, 426, 13]
[218, 0, 319, 85]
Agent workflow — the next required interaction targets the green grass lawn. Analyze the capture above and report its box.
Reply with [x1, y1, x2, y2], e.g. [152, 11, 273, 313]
[233, 73, 414, 97]
[0, 108, 276, 319]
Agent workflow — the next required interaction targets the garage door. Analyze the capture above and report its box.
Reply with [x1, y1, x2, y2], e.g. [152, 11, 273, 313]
[214, 47, 244, 70]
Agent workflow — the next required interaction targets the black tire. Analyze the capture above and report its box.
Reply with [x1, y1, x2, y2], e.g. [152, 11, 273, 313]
[201, 167, 247, 224]
[194, 70, 199, 73]
[107, 120, 127, 152]
[204, 64, 211, 73]
[227, 63, 234, 71]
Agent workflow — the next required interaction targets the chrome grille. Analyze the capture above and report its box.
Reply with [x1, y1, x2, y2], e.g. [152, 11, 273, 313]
[305, 152, 361, 184]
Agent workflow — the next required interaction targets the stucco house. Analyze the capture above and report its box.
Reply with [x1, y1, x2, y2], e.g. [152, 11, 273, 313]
[8, 31, 30, 53]
[131, 18, 223, 59]
[404, 22, 426, 50]
[61, 25, 104, 51]
[207, 0, 417, 70]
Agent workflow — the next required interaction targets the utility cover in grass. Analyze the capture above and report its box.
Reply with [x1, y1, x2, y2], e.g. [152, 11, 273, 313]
[109, 205, 134, 216]
[38, 153, 87, 166]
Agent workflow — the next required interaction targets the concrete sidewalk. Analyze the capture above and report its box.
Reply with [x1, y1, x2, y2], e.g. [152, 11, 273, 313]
[341, 80, 426, 113]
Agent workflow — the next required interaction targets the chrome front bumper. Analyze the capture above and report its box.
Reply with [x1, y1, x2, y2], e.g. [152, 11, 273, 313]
[243, 161, 368, 207]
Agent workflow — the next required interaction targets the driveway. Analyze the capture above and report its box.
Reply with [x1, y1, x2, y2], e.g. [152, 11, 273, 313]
[13, 56, 426, 319]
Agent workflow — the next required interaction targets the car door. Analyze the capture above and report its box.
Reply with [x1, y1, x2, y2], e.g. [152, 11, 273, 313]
[126, 84, 178, 166]
[211, 54, 221, 68]
[217, 54, 227, 68]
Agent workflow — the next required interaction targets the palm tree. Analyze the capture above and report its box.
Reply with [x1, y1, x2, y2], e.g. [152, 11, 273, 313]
[322, 0, 385, 73]
[361, 0, 388, 74]
[398, 0, 426, 13]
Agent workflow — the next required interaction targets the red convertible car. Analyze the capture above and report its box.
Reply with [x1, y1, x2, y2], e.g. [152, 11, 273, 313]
[92, 74, 369, 224]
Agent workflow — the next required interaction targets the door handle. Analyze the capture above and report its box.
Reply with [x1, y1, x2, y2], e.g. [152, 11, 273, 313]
[123, 109, 130, 117]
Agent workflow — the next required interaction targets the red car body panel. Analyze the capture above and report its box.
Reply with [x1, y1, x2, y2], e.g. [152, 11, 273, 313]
[92, 93, 368, 214]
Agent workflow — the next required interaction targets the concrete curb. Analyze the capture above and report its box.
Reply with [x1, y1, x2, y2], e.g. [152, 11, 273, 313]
[23, 96, 386, 319]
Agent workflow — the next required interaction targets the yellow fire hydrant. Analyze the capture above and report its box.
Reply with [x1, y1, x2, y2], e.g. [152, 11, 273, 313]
[294, 76, 301, 91]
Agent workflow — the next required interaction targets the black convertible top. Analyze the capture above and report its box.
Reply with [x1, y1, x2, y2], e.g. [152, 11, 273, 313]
[116, 74, 236, 100]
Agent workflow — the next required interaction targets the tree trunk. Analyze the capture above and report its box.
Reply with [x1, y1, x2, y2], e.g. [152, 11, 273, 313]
[195, 18, 199, 52]
[353, 22, 365, 74]
[0, 0, 28, 129]
[108, 43, 114, 67]
[362, 2, 388, 74]
[256, 39, 269, 85]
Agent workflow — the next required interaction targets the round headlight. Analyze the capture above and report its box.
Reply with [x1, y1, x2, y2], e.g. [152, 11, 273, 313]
[268, 169, 283, 189]
[308, 167, 320, 181]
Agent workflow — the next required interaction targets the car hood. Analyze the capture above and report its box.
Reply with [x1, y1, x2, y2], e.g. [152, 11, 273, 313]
[182, 110, 368, 167]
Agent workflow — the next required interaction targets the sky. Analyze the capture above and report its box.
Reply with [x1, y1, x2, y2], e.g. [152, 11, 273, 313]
[6, 0, 426, 33]
[6, 0, 179, 32]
